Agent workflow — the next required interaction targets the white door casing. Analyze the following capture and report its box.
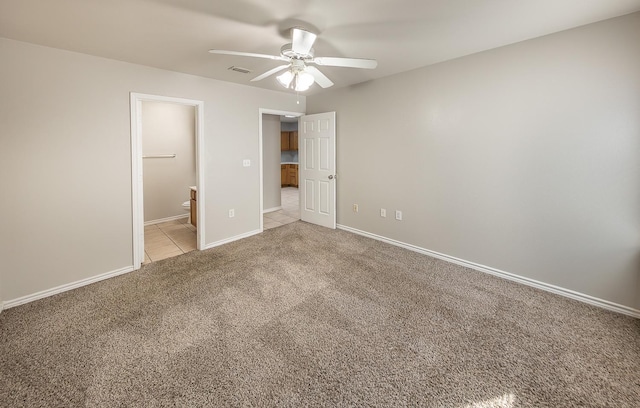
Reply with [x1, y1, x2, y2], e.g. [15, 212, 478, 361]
[299, 112, 336, 229]
[258, 108, 304, 231]
[130, 93, 205, 269]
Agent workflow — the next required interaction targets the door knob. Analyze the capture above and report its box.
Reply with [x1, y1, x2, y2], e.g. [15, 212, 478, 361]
[328, 175, 334, 180]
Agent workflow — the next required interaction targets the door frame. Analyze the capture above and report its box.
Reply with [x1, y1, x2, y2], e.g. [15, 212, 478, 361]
[130, 93, 205, 269]
[258, 108, 304, 232]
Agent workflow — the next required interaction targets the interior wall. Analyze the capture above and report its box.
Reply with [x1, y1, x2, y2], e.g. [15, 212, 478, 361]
[0, 38, 305, 303]
[0, 271, 3, 313]
[142, 101, 196, 222]
[281, 122, 298, 132]
[262, 114, 282, 212]
[307, 12, 640, 311]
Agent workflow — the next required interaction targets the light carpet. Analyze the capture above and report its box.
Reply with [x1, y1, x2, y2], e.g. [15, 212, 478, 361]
[1, 221, 638, 407]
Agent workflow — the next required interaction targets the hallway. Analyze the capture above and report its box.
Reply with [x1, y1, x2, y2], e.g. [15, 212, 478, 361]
[263, 187, 299, 230]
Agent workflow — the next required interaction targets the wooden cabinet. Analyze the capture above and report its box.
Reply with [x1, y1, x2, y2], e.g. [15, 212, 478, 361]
[281, 165, 287, 186]
[281, 164, 298, 187]
[280, 131, 298, 151]
[190, 188, 197, 228]
[288, 166, 298, 187]
[281, 132, 290, 150]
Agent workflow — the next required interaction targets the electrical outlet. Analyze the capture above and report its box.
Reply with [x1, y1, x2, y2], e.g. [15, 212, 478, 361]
[228, 209, 235, 218]
[380, 208, 386, 217]
[395, 210, 402, 220]
[353, 204, 359, 213]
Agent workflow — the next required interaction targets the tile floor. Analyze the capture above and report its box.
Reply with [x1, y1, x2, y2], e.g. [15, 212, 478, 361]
[144, 217, 196, 264]
[144, 187, 298, 264]
[263, 187, 300, 230]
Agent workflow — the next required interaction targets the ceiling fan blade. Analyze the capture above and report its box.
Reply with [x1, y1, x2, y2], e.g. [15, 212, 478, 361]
[305, 66, 334, 88]
[292, 28, 317, 55]
[251, 65, 290, 82]
[312, 57, 378, 69]
[209, 49, 287, 61]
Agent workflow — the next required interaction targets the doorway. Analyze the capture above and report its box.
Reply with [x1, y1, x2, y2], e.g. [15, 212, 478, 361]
[259, 109, 303, 231]
[130, 93, 205, 269]
[259, 109, 337, 232]
[261, 112, 301, 230]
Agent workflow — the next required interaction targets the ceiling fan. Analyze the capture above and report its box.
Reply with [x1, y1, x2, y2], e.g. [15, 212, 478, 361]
[209, 28, 377, 92]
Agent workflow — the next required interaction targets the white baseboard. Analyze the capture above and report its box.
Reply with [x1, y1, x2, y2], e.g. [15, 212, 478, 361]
[144, 214, 189, 226]
[3, 266, 134, 310]
[1, 228, 263, 311]
[337, 224, 639, 319]
[263, 206, 282, 214]
[202, 229, 262, 250]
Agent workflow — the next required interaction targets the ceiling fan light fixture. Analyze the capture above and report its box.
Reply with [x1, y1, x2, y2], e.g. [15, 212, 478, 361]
[276, 70, 294, 88]
[277, 68, 315, 92]
[294, 82, 310, 92]
[296, 71, 315, 90]
[292, 70, 314, 92]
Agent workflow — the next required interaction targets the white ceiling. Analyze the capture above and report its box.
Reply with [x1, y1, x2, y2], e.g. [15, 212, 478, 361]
[1, 0, 639, 95]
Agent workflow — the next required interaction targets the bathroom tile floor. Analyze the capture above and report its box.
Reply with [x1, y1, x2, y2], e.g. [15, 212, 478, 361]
[144, 217, 196, 264]
[144, 187, 297, 264]
[263, 187, 300, 230]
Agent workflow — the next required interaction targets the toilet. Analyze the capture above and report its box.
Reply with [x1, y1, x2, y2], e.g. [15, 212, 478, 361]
[182, 200, 191, 223]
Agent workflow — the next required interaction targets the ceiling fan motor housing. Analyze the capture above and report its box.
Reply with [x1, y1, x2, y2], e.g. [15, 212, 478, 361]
[281, 43, 314, 60]
[289, 59, 308, 73]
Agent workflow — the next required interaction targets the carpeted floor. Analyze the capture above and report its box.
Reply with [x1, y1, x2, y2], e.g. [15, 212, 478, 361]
[1, 221, 638, 407]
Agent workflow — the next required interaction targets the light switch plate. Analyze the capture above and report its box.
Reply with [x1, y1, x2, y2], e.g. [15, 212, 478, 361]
[243, 159, 251, 167]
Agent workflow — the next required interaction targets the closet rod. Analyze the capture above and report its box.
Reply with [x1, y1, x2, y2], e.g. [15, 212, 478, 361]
[142, 154, 176, 159]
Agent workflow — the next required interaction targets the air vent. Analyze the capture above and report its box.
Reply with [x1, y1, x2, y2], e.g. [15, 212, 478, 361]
[228, 66, 252, 74]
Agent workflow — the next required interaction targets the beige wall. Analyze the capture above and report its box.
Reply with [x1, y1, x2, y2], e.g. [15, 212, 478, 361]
[0, 271, 3, 312]
[262, 114, 282, 211]
[0, 38, 305, 302]
[307, 12, 640, 311]
[142, 101, 196, 222]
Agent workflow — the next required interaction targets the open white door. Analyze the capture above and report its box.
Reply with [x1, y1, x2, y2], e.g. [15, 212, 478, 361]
[299, 112, 336, 229]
